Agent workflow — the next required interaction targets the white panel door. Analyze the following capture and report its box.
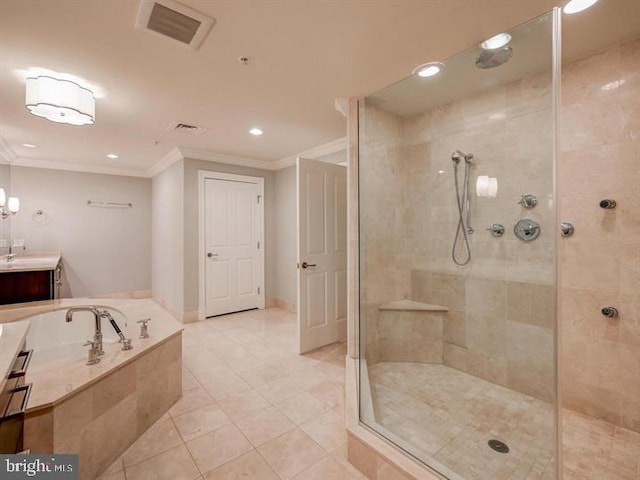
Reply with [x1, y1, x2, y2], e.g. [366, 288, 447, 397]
[205, 178, 262, 317]
[297, 157, 347, 354]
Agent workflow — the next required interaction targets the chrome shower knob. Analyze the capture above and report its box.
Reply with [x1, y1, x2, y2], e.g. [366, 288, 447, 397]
[599, 199, 616, 209]
[517, 194, 537, 209]
[486, 223, 505, 237]
[560, 222, 575, 237]
[601, 307, 619, 318]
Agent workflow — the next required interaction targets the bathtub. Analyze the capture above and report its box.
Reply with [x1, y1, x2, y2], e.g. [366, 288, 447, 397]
[26, 307, 130, 367]
[1, 298, 183, 480]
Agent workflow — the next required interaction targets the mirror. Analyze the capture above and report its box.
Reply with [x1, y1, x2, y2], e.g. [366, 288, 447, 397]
[0, 162, 11, 244]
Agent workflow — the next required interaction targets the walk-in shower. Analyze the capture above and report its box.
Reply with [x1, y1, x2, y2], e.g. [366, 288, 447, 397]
[357, 11, 558, 480]
[451, 150, 474, 266]
[356, 5, 640, 480]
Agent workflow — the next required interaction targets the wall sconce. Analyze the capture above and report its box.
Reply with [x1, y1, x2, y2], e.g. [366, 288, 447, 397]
[25, 75, 95, 126]
[0, 188, 20, 219]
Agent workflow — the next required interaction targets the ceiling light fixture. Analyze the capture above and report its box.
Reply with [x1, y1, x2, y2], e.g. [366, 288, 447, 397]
[22, 143, 37, 148]
[413, 62, 444, 78]
[249, 128, 263, 136]
[563, 0, 599, 14]
[25, 75, 95, 126]
[480, 33, 512, 50]
[106, 153, 119, 159]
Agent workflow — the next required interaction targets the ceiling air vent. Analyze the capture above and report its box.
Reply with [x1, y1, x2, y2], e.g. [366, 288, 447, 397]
[135, 0, 215, 50]
[168, 121, 207, 135]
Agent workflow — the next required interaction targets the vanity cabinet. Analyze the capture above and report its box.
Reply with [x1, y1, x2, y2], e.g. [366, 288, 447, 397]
[0, 322, 33, 454]
[0, 262, 61, 305]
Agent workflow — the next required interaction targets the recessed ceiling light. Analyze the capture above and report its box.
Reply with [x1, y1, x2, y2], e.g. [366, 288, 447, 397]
[106, 153, 119, 159]
[481, 33, 512, 50]
[249, 128, 263, 136]
[22, 143, 37, 148]
[563, 0, 599, 14]
[413, 62, 444, 78]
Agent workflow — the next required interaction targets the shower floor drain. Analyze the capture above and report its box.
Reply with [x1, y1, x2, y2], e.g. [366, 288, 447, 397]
[488, 439, 510, 453]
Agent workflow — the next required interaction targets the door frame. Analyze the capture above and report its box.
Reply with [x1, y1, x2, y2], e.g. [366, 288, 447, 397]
[197, 170, 265, 320]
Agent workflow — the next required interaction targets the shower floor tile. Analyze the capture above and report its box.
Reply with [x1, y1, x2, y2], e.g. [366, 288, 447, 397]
[367, 362, 556, 480]
[367, 362, 640, 480]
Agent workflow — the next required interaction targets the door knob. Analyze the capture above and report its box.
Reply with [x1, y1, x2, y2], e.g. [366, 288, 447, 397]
[207, 252, 218, 258]
[301, 261, 317, 269]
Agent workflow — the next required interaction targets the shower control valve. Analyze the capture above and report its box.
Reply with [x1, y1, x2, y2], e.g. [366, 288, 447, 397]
[601, 307, 619, 318]
[514, 219, 541, 242]
[486, 223, 505, 237]
[517, 194, 537, 209]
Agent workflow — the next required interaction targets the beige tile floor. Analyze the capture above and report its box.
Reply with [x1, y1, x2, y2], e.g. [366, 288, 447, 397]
[96, 308, 366, 480]
[367, 362, 640, 480]
[94, 307, 640, 480]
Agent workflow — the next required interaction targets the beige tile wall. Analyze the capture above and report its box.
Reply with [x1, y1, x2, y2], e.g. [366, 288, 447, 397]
[359, 72, 556, 401]
[358, 101, 409, 364]
[559, 36, 640, 433]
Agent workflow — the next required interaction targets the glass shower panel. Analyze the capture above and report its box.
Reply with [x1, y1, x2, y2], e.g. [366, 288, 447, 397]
[358, 11, 558, 480]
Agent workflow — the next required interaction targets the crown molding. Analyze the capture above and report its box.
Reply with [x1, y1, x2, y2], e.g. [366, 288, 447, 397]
[273, 136, 348, 170]
[145, 147, 184, 177]
[334, 98, 349, 118]
[1, 134, 348, 177]
[10, 157, 148, 178]
[178, 147, 278, 171]
[0, 136, 17, 164]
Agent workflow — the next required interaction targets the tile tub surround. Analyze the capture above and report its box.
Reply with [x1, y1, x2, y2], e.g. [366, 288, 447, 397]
[0, 298, 183, 480]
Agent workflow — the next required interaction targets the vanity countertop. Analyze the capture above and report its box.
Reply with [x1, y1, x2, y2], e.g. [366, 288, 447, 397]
[0, 252, 61, 273]
[0, 320, 30, 392]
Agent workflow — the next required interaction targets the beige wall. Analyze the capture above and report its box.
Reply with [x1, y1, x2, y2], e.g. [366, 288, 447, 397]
[10, 166, 151, 298]
[559, 36, 640, 432]
[151, 160, 184, 315]
[274, 165, 297, 308]
[181, 158, 276, 314]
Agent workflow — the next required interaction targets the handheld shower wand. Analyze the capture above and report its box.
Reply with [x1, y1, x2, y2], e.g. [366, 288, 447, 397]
[451, 150, 474, 266]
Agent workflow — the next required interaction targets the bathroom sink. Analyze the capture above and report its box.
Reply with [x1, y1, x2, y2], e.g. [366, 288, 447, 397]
[0, 253, 61, 271]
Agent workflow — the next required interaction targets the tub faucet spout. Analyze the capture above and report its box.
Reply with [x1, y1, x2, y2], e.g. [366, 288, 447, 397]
[66, 306, 104, 356]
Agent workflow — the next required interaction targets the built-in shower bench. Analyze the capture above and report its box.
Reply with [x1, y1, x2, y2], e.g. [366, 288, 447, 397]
[376, 300, 448, 364]
[378, 299, 448, 312]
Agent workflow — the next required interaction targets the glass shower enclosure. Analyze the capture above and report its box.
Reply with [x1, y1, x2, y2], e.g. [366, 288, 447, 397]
[357, 10, 558, 480]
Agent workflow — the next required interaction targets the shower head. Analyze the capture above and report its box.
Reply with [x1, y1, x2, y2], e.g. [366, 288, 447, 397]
[475, 47, 513, 69]
[451, 150, 474, 164]
[451, 150, 465, 164]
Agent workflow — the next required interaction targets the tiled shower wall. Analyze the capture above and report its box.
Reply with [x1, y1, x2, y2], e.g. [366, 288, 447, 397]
[360, 70, 556, 401]
[358, 102, 408, 365]
[360, 34, 640, 432]
[559, 36, 640, 433]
